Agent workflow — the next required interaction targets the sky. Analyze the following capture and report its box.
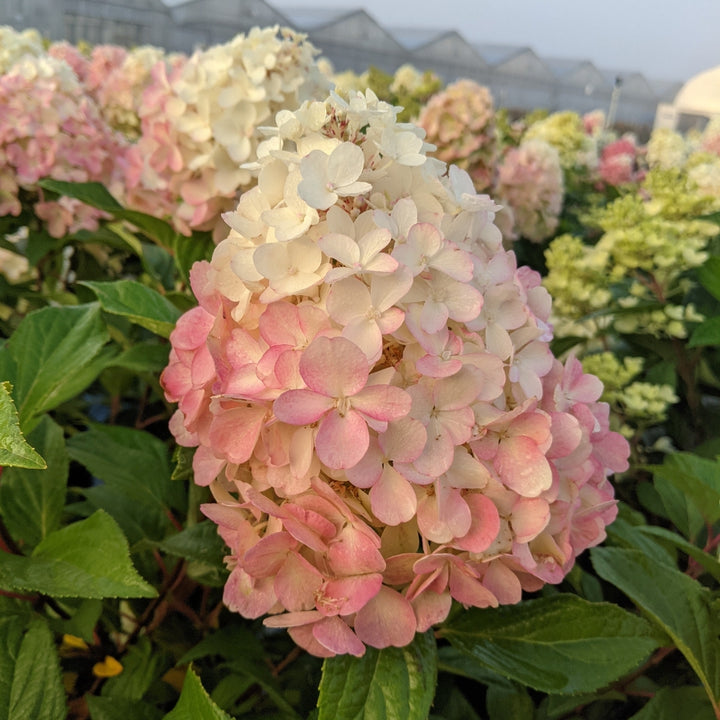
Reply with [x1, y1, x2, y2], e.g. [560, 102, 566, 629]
[273, 0, 720, 82]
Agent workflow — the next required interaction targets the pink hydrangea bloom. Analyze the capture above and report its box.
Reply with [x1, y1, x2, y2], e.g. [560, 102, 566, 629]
[162, 90, 629, 658]
[0, 54, 128, 236]
[418, 79, 497, 192]
[598, 137, 642, 187]
[495, 139, 564, 243]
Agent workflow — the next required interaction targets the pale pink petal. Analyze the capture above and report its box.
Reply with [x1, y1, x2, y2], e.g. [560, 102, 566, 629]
[482, 561, 523, 605]
[320, 574, 383, 616]
[300, 335, 369, 397]
[453, 493, 500, 553]
[326, 525, 386, 576]
[274, 389, 334, 424]
[275, 552, 324, 611]
[448, 563, 498, 608]
[327, 277, 370, 325]
[496, 436, 553, 497]
[315, 409, 369, 469]
[511, 497, 551, 544]
[192, 446, 225, 486]
[352, 384, 411, 422]
[370, 467, 417, 525]
[208, 405, 266, 465]
[224, 568, 276, 619]
[354, 586, 417, 649]
[378, 417, 427, 463]
[412, 590, 452, 632]
[243, 532, 295, 577]
[313, 616, 366, 657]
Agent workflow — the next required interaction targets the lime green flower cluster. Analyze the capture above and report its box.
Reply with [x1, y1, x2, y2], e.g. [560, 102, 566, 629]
[524, 111, 596, 172]
[545, 167, 716, 338]
[581, 352, 679, 437]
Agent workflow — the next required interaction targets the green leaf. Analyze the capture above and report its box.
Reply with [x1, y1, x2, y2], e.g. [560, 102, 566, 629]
[79, 280, 181, 338]
[653, 474, 705, 540]
[86, 696, 163, 720]
[0, 597, 31, 718]
[592, 547, 720, 711]
[607, 517, 676, 567]
[0, 510, 157, 598]
[164, 666, 234, 720]
[440, 595, 660, 694]
[6, 304, 109, 429]
[105, 343, 170, 374]
[68, 424, 176, 542]
[698, 256, 720, 302]
[170, 232, 214, 285]
[486, 682, 534, 720]
[39, 179, 123, 212]
[689, 317, 720, 347]
[317, 630, 437, 720]
[52, 599, 103, 644]
[639, 526, 720, 582]
[159, 522, 228, 586]
[629, 686, 716, 719]
[7, 618, 66, 720]
[38, 179, 181, 247]
[651, 453, 720, 526]
[0, 415, 68, 548]
[0, 382, 45, 469]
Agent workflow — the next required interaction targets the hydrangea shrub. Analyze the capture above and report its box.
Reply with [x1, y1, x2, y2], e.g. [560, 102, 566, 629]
[162, 90, 629, 657]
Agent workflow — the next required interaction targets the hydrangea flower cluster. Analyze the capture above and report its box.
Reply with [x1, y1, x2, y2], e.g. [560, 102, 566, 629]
[524, 110, 598, 173]
[495, 139, 564, 242]
[597, 136, 643, 187]
[49, 41, 168, 139]
[123, 26, 327, 238]
[0, 25, 44, 73]
[544, 168, 714, 339]
[162, 90, 629, 658]
[418, 79, 497, 192]
[0, 53, 128, 236]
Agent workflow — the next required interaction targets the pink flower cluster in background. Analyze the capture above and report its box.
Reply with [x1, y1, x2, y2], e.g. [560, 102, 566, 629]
[597, 137, 643, 187]
[162, 91, 629, 657]
[495, 139, 564, 243]
[0, 53, 128, 236]
[418, 79, 497, 193]
[123, 26, 327, 238]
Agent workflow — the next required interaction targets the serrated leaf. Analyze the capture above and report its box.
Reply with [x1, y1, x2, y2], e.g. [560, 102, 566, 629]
[86, 695, 163, 720]
[160, 522, 228, 568]
[317, 630, 437, 720]
[176, 625, 264, 668]
[689, 317, 720, 347]
[52, 599, 103, 644]
[79, 280, 180, 338]
[629, 685, 715, 719]
[440, 595, 660, 694]
[0, 597, 31, 718]
[0, 510, 157, 598]
[164, 666, 233, 720]
[7, 618, 66, 720]
[592, 547, 720, 711]
[0, 415, 68, 548]
[6, 303, 109, 429]
[0, 381, 45, 469]
[68, 424, 176, 542]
